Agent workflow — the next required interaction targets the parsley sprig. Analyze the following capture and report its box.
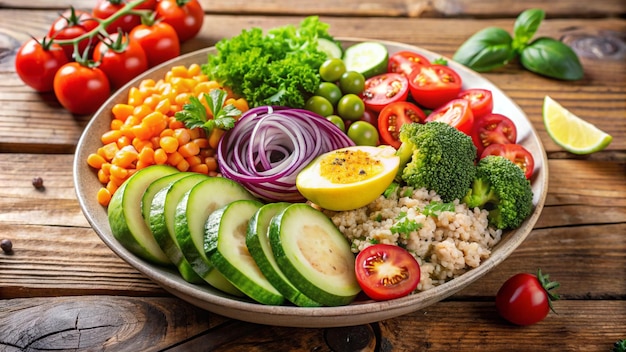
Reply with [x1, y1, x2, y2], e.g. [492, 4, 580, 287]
[175, 89, 241, 136]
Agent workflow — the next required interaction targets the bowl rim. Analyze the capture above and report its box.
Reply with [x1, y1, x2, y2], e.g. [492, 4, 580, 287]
[73, 37, 548, 328]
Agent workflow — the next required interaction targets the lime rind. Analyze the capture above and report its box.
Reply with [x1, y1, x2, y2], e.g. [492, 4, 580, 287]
[542, 96, 613, 155]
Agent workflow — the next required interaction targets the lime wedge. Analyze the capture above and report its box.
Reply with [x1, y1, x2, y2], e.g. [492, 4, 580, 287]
[542, 96, 612, 154]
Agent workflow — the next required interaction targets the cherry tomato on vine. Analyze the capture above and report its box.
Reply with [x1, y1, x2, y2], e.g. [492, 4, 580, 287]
[15, 38, 69, 92]
[378, 101, 426, 148]
[471, 113, 517, 155]
[388, 50, 430, 77]
[361, 73, 409, 112]
[48, 8, 99, 60]
[481, 143, 535, 179]
[93, 32, 148, 89]
[53, 62, 111, 115]
[407, 64, 463, 109]
[355, 244, 420, 301]
[92, 0, 142, 34]
[129, 21, 180, 67]
[155, 0, 204, 42]
[134, 0, 158, 10]
[425, 98, 474, 135]
[496, 270, 560, 326]
[458, 88, 493, 118]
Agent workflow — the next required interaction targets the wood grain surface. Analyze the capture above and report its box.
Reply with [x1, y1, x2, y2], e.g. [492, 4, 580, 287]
[0, 1, 624, 351]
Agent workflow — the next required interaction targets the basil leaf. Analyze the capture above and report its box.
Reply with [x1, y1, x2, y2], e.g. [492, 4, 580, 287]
[453, 27, 516, 72]
[520, 37, 584, 80]
[512, 8, 545, 51]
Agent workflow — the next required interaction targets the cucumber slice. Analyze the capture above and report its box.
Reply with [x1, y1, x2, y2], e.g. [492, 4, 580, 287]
[146, 173, 206, 283]
[108, 165, 178, 265]
[269, 204, 361, 306]
[174, 177, 256, 295]
[205, 200, 285, 305]
[246, 203, 321, 307]
[342, 41, 389, 78]
[317, 37, 343, 59]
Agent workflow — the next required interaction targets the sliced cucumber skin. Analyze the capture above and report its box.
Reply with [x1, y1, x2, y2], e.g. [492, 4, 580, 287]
[343, 41, 389, 78]
[269, 204, 361, 307]
[174, 177, 256, 295]
[205, 200, 285, 305]
[146, 173, 205, 284]
[317, 37, 343, 59]
[108, 165, 178, 266]
[246, 202, 321, 307]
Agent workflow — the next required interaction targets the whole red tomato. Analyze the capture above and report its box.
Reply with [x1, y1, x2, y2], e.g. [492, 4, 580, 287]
[155, 0, 204, 42]
[15, 38, 69, 92]
[130, 21, 180, 67]
[53, 62, 111, 115]
[93, 33, 148, 89]
[92, 0, 142, 34]
[48, 8, 99, 60]
[496, 270, 560, 326]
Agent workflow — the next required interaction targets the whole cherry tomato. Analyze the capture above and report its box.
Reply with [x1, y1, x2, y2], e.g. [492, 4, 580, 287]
[407, 64, 463, 109]
[361, 73, 409, 112]
[15, 38, 69, 92]
[481, 143, 535, 179]
[135, 0, 158, 10]
[93, 32, 148, 89]
[355, 244, 420, 301]
[48, 8, 99, 60]
[378, 101, 426, 148]
[130, 21, 180, 67]
[458, 88, 494, 118]
[53, 62, 111, 115]
[496, 270, 560, 326]
[471, 113, 517, 155]
[155, 0, 204, 42]
[92, 0, 142, 34]
[388, 50, 431, 77]
[425, 98, 474, 136]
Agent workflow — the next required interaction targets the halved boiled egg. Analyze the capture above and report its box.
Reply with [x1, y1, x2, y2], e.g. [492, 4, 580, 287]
[296, 145, 400, 211]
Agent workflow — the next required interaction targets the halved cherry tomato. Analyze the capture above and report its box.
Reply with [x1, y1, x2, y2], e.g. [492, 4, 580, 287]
[93, 32, 148, 89]
[129, 21, 180, 67]
[388, 50, 431, 77]
[48, 8, 99, 60]
[407, 64, 463, 109]
[361, 73, 409, 112]
[425, 98, 474, 135]
[92, 0, 142, 34]
[53, 62, 111, 115]
[471, 113, 517, 155]
[156, 0, 204, 42]
[15, 38, 69, 92]
[378, 101, 426, 148]
[481, 143, 535, 179]
[355, 244, 420, 301]
[458, 88, 493, 118]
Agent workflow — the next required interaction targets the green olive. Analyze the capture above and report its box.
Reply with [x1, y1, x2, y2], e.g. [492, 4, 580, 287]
[319, 58, 347, 82]
[338, 71, 365, 95]
[326, 114, 345, 131]
[337, 94, 365, 121]
[305, 95, 334, 117]
[347, 121, 379, 146]
[315, 82, 343, 106]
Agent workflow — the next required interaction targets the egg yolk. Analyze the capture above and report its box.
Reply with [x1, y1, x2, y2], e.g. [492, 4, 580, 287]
[320, 149, 384, 184]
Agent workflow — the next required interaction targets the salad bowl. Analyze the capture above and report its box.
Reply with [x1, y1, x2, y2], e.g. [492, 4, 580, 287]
[73, 38, 548, 328]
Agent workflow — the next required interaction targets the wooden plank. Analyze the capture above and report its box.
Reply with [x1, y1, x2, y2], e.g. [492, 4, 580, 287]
[2, 0, 624, 18]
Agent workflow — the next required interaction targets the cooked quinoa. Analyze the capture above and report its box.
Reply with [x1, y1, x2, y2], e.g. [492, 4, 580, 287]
[324, 187, 502, 291]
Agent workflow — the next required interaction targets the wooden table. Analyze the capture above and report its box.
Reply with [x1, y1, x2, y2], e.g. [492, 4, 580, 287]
[1, 0, 625, 350]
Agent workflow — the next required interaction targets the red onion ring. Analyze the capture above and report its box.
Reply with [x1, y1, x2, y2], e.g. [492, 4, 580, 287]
[217, 106, 354, 202]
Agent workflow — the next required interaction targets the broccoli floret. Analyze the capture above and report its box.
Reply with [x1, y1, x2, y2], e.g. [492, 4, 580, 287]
[395, 121, 477, 203]
[463, 155, 533, 230]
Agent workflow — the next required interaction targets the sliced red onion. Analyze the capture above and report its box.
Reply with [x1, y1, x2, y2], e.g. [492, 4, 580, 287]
[217, 106, 354, 202]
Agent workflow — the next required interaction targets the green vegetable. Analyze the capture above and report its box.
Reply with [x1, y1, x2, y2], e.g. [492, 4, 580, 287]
[462, 155, 533, 230]
[395, 122, 477, 203]
[453, 8, 583, 80]
[613, 339, 626, 352]
[422, 201, 456, 216]
[175, 89, 241, 135]
[390, 211, 422, 237]
[203, 16, 335, 108]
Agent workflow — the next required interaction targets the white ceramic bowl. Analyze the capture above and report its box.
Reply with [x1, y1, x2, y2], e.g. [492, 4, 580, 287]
[73, 38, 548, 328]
